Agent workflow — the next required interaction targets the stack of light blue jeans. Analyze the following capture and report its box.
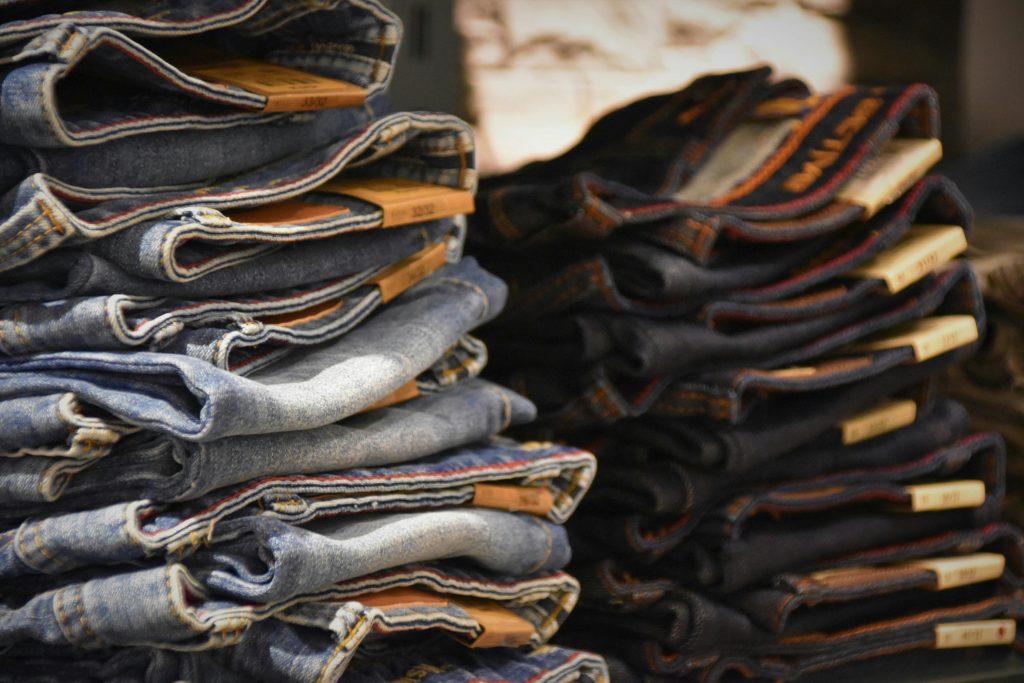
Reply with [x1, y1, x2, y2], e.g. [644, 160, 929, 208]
[0, 2, 607, 681]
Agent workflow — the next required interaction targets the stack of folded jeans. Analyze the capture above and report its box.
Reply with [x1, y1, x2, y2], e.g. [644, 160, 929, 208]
[470, 67, 1024, 680]
[0, 2, 607, 681]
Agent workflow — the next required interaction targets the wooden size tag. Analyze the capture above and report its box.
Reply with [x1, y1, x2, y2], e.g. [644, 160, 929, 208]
[847, 225, 968, 293]
[856, 315, 979, 362]
[908, 553, 1006, 590]
[471, 484, 555, 516]
[455, 600, 537, 648]
[185, 58, 367, 112]
[319, 178, 475, 228]
[369, 241, 448, 304]
[934, 620, 1016, 649]
[840, 399, 917, 445]
[903, 480, 986, 512]
[836, 138, 943, 218]
[363, 380, 420, 412]
[226, 200, 351, 226]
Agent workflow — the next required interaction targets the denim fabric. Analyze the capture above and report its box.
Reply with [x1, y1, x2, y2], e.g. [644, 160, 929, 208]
[473, 73, 938, 254]
[0, 640, 609, 683]
[0, 392, 135, 459]
[0, 110, 474, 274]
[0, 257, 503, 440]
[484, 176, 968, 323]
[0, 218, 459, 301]
[578, 397, 969, 517]
[0, 560, 579, 652]
[668, 432, 1005, 592]
[89, 201, 464, 285]
[0, 438, 593, 577]
[0, 237, 456, 366]
[0, 0, 398, 149]
[0, 378, 533, 508]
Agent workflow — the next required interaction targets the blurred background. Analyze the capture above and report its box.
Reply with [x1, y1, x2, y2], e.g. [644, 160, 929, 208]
[382, 0, 1023, 194]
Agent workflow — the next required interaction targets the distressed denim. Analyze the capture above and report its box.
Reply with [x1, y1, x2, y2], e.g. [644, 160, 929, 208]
[0, 0, 398, 150]
[0, 257, 504, 440]
[0, 110, 474, 274]
[0, 438, 594, 577]
[0, 638, 608, 683]
[0, 560, 579, 653]
[0, 236, 458, 366]
[0, 218, 460, 302]
[0, 378, 533, 507]
[0, 392, 135, 460]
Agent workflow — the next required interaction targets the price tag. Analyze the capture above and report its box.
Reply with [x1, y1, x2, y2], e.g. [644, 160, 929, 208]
[185, 58, 367, 112]
[903, 480, 986, 512]
[909, 553, 1005, 590]
[836, 138, 943, 218]
[472, 484, 555, 516]
[856, 315, 978, 362]
[320, 178, 475, 228]
[847, 225, 968, 293]
[840, 399, 917, 445]
[934, 620, 1016, 649]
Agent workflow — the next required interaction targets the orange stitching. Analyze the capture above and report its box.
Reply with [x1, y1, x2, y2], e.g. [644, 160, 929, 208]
[711, 87, 856, 205]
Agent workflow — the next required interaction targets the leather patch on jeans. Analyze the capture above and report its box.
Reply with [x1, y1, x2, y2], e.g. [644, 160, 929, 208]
[472, 484, 554, 516]
[186, 58, 368, 112]
[321, 178, 475, 228]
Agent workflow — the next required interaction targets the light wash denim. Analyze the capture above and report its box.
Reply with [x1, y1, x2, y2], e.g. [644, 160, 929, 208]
[0, 437, 593, 576]
[0, 234, 459, 367]
[0, 218, 461, 301]
[0, 0, 399, 148]
[0, 111, 475, 274]
[0, 257, 504, 440]
[0, 508, 572, 646]
[0, 378, 534, 506]
[0, 565, 595, 682]
[0, 392, 135, 460]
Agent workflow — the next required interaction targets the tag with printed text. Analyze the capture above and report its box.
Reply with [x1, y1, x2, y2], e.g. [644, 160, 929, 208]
[909, 553, 1005, 590]
[840, 399, 918, 445]
[847, 225, 967, 293]
[856, 315, 978, 362]
[836, 138, 943, 218]
[186, 58, 367, 112]
[903, 480, 986, 512]
[934, 620, 1016, 649]
[320, 178, 475, 228]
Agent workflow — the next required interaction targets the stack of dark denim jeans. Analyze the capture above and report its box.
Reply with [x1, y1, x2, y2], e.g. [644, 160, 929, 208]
[0, 2, 607, 681]
[470, 67, 1024, 681]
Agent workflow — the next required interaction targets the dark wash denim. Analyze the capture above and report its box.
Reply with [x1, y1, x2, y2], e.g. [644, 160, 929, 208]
[578, 397, 969, 517]
[0, 110, 474, 274]
[0, 0, 399, 148]
[0, 378, 532, 508]
[566, 395, 969, 561]
[484, 175, 968, 322]
[0, 218, 458, 302]
[0, 438, 594, 578]
[669, 432, 1005, 593]
[0, 257, 504, 441]
[472, 69, 938, 254]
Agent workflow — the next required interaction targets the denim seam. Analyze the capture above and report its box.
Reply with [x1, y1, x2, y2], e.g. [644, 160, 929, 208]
[487, 188, 523, 241]
[315, 613, 368, 683]
[524, 515, 555, 575]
